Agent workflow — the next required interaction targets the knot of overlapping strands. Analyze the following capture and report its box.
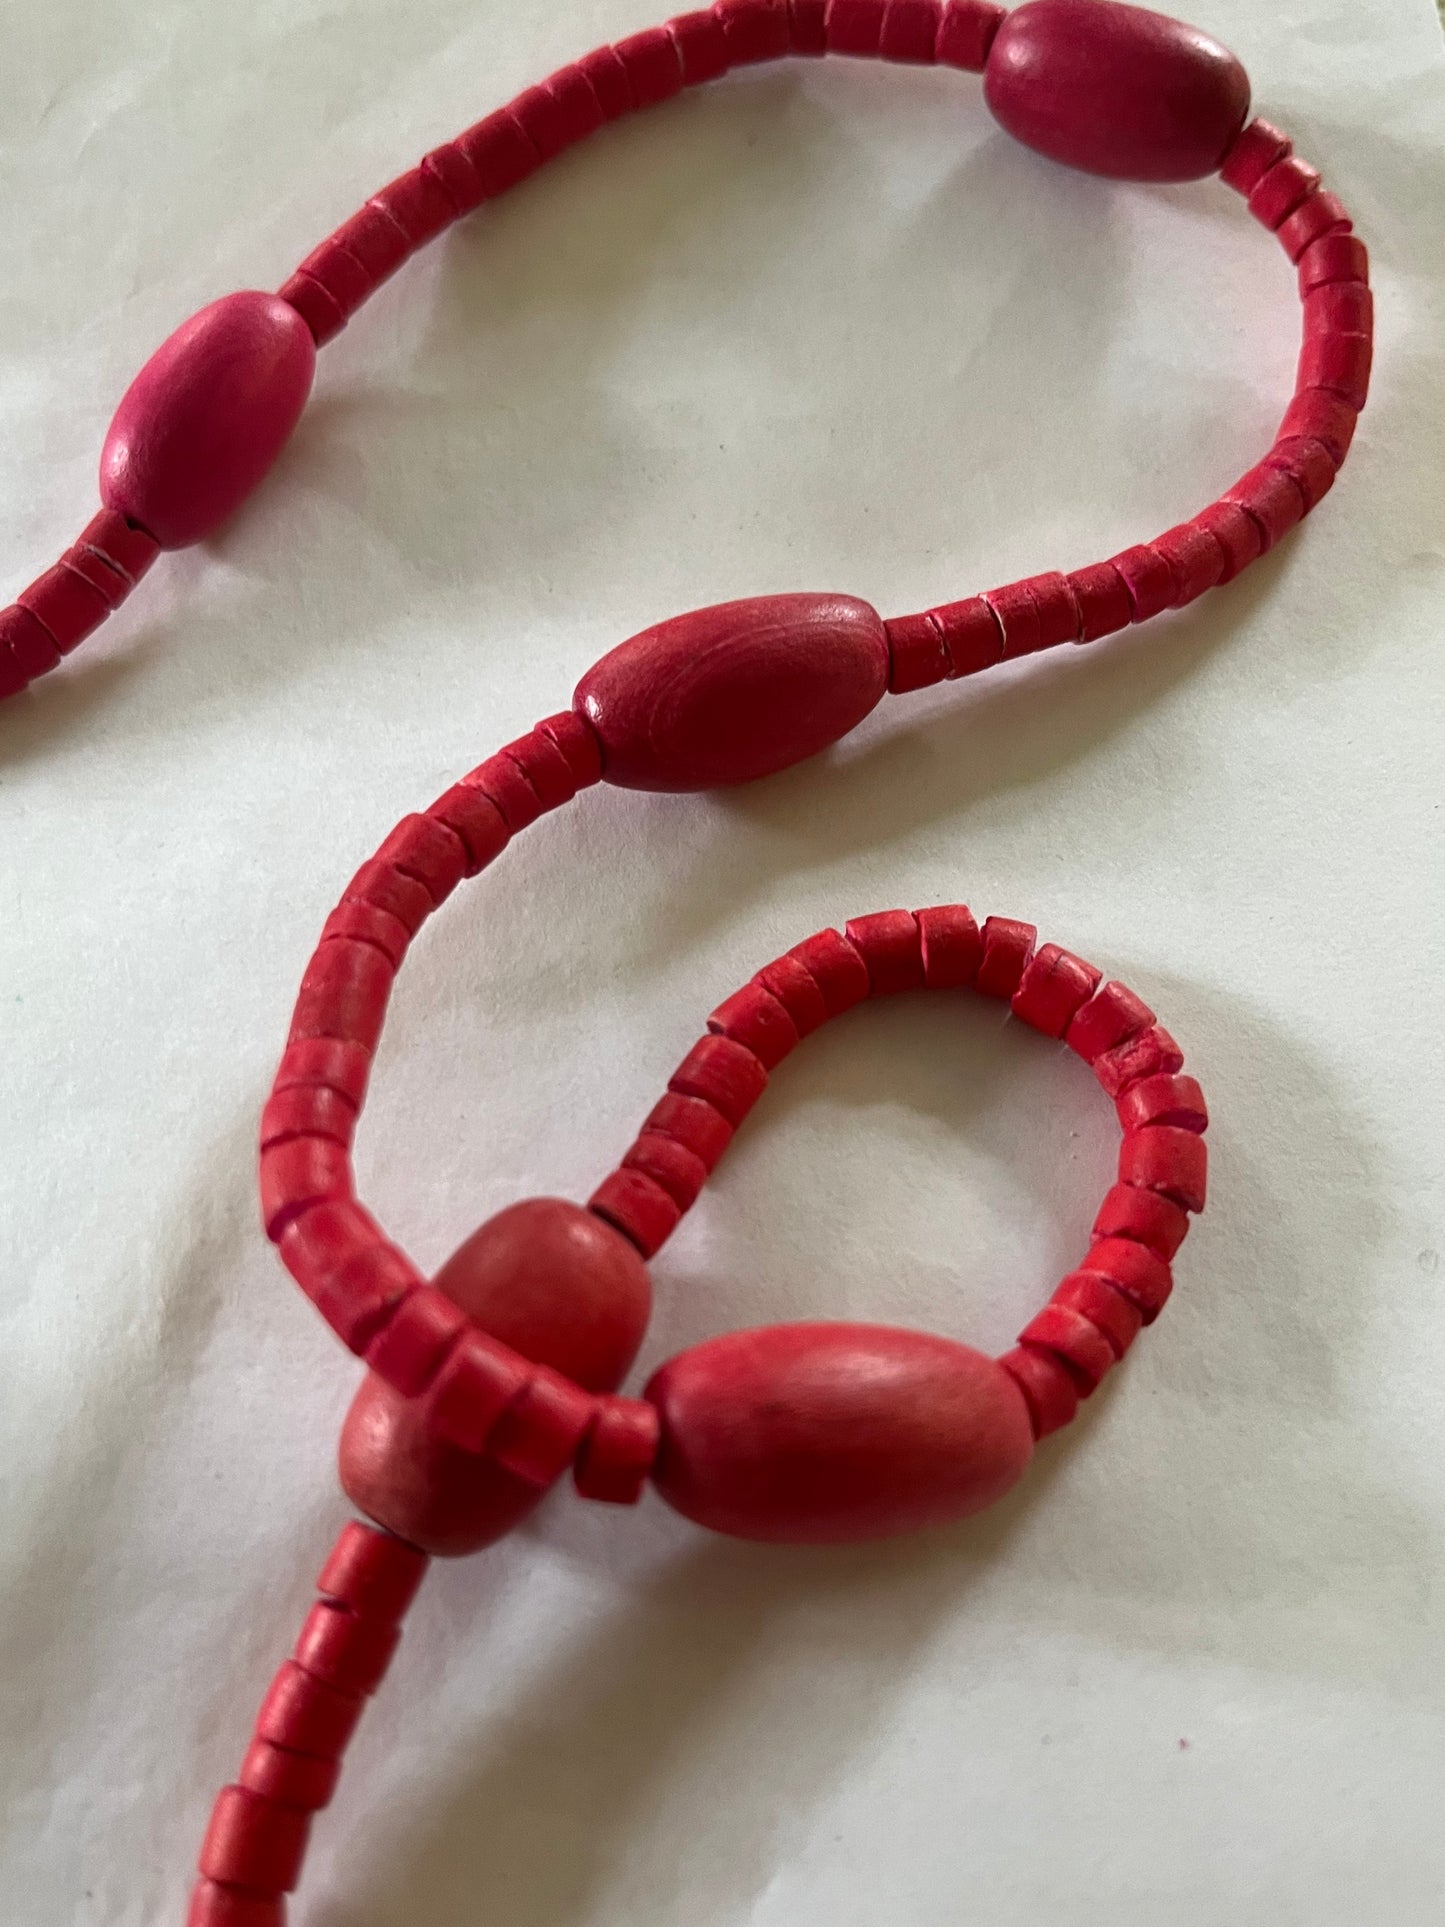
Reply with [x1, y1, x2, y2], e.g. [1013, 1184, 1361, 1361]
[4, 0, 1368, 710]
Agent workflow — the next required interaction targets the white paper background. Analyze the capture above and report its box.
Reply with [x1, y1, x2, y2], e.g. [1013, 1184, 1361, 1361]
[2, 3, 1443, 1922]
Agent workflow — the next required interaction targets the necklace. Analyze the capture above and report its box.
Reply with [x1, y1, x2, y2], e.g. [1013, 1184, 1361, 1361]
[7, 4, 1371, 1921]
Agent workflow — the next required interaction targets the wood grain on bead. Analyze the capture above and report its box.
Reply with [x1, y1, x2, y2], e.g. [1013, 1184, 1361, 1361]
[573, 593, 889, 790]
[645, 1322, 1034, 1543]
[99, 292, 316, 548]
[339, 1198, 650, 1555]
[983, 1, 1249, 183]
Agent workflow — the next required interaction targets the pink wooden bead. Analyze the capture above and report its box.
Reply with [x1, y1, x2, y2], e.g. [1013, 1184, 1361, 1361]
[339, 1199, 650, 1556]
[573, 594, 889, 791]
[100, 292, 315, 548]
[983, 1, 1251, 183]
[646, 1323, 1033, 1543]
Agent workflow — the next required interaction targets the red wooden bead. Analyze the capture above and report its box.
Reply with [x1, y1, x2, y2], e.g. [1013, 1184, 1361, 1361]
[1117, 1071, 1207, 1134]
[340, 1200, 650, 1555]
[1017, 1305, 1115, 1393]
[271, 1034, 371, 1110]
[489, 1367, 597, 1485]
[997, 1344, 1078, 1438]
[708, 982, 802, 1069]
[788, 0, 830, 54]
[717, 0, 791, 63]
[239, 1738, 341, 1812]
[1011, 943, 1102, 1038]
[1067, 561, 1133, 643]
[1092, 1179, 1189, 1262]
[574, 594, 888, 791]
[574, 1395, 661, 1504]
[287, 939, 393, 1051]
[318, 898, 412, 970]
[1051, 1272, 1143, 1357]
[316, 1521, 429, 1624]
[884, 612, 950, 693]
[259, 1137, 353, 1242]
[643, 1090, 735, 1170]
[845, 909, 924, 996]
[1111, 542, 1176, 623]
[293, 1602, 400, 1699]
[786, 928, 871, 1015]
[589, 1165, 682, 1257]
[276, 1199, 420, 1351]
[1297, 231, 1369, 295]
[1074, 1235, 1173, 1321]
[1247, 154, 1320, 231]
[373, 815, 467, 909]
[1193, 499, 1264, 583]
[880, 0, 942, 64]
[1121, 1124, 1208, 1213]
[917, 902, 983, 989]
[362, 1287, 470, 1395]
[1065, 980, 1155, 1064]
[1298, 332, 1373, 411]
[1277, 388, 1358, 467]
[1277, 188, 1351, 264]
[930, 595, 1004, 675]
[100, 293, 316, 548]
[983, 1, 1251, 183]
[187, 1880, 284, 1927]
[753, 952, 831, 1036]
[936, 0, 1005, 69]
[670, 8, 733, 82]
[259, 1083, 357, 1152]
[622, 1129, 710, 1210]
[1155, 522, 1225, 606]
[343, 857, 434, 937]
[647, 1322, 1033, 1543]
[1219, 116, 1290, 195]
[199, 1787, 310, 1894]
[254, 1661, 364, 1761]
[975, 915, 1037, 999]
[669, 1033, 769, 1126]
[430, 783, 510, 877]
[1091, 1022, 1184, 1098]
[826, 0, 888, 56]
[613, 26, 685, 106]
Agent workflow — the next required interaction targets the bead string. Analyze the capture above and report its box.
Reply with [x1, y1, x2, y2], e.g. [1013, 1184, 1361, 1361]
[0, 3, 1370, 704]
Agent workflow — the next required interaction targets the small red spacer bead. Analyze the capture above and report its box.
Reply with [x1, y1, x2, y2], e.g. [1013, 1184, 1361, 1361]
[708, 982, 802, 1069]
[669, 1033, 769, 1126]
[931, 595, 1004, 675]
[787, 928, 871, 1014]
[239, 1739, 341, 1813]
[1121, 1125, 1208, 1214]
[1116, 1072, 1208, 1135]
[1092, 1180, 1190, 1263]
[975, 916, 1037, 1000]
[364, 1284, 468, 1395]
[488, 1367, 597, 1485]
[293, 1601, 400, 1699]
[845, 909, 924, 996]
[670, 9, 733, 83]
[1051, 1272, 1143, 1359]
[880, 0, 942, 65]
[998, 1344, 1079, 1439]
[198, 1786, 311, 1895]
[716, 0, 791, 64]
[1067, 561, 1133, 644]
[574, 1395, 661, 1504]
[1011, 944, 1102, 1039]
[885, 612, 950, 693]
[753, 952, 831, 1036]
[643, 1090, 735, 1170]
[1074, 1236, 1173, 1322]
[430, 1329, 532, 1454]
[254, 1661, 364, 1761]
[916, 903, 983, 989]
[589, 1166, 682, 1257]
[826, 0, 887, 55]
[186, 1880, 285, 1927]
[935, 0, 1004, 69]
[622, 1129, 710, 1210]
[1220, 117, 1291, 196]
[1017, 1307, 1116, 1395]
[317, 1522, 428, 1624]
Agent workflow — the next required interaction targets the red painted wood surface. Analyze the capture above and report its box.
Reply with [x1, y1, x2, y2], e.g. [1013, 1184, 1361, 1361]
[646, 1322, 1034, 1542]
[573, 593, 889, 791]
[99, 292, 315, 548]
[983, 1, 1250, 182]
[339, 1198, 650, 1554]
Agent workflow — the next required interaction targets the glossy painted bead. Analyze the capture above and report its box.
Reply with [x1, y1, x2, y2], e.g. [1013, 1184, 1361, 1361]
[100, 292, 316, 548]
[984, 1, 1251, 183]
[645, 1322, 1034, 1543]
[339, 1199, 651, 1555]
[573, 593, 889, 791]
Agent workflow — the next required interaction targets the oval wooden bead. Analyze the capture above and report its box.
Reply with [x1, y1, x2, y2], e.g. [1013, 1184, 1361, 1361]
[572, 593, 889, 791]
[339, 1198, 651, 1556]
[984, 1, 1250, 183]
[100, 292, 316, 548]
[645, 1322, 1033, 1544]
